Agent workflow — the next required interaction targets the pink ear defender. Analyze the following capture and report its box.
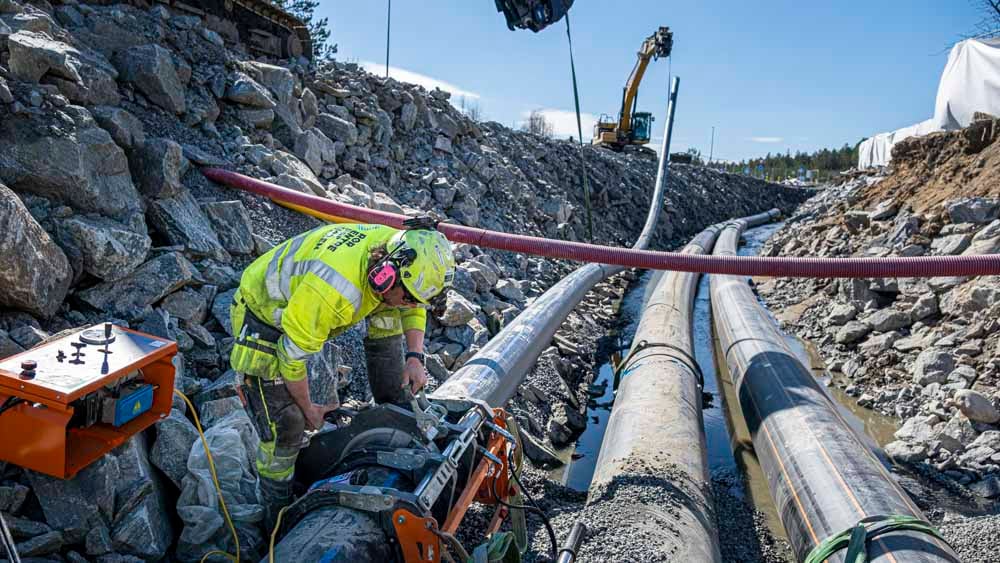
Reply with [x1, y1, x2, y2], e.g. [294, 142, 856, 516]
[369, 262, 398, 294]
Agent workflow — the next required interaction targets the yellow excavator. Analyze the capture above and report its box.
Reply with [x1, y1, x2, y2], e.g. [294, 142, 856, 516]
[593, 27, 673, 152]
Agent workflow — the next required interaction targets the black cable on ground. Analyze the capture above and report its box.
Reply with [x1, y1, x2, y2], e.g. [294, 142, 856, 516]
[490, 451, 558, 560]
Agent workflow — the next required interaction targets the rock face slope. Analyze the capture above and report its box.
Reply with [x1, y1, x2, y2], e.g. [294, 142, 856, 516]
[759, 117, 1000, 502]
[0, 1, 808, 560]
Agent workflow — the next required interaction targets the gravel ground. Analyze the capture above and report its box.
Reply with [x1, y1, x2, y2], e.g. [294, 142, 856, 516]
[578, 460, 715, 562]
[711, 471, 792, 563]
[939, 514, 1000, 562]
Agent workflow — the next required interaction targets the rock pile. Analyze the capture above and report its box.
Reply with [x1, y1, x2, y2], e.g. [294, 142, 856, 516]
[0, 0, 806, 559]
[758, 121, 1000, 500]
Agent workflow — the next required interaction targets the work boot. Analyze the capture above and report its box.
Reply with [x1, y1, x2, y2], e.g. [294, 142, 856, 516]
[259, 475, 293, 533]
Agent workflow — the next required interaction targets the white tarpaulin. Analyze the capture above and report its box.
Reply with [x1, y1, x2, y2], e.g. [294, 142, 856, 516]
[858, 38, 1000, 168]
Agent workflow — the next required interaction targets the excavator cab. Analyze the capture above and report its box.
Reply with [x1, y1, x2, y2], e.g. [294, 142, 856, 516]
[592, 27, 673, 151]
[631, 112, 654, 144]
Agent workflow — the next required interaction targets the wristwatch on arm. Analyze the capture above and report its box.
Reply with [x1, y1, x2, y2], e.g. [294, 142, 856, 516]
[405, 351, 426, 364]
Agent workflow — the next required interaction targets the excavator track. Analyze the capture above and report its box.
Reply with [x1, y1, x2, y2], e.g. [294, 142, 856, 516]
[85, 0, 313, 60]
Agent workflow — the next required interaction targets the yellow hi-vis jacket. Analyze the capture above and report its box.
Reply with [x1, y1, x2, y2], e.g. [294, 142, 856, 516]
[236, 223, 426, 382]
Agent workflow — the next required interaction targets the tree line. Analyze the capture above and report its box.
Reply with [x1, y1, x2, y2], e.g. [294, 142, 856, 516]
[684, 142, 862, 183]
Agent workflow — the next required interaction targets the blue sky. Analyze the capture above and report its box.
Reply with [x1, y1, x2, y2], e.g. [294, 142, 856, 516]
[318, 1, 981, 162]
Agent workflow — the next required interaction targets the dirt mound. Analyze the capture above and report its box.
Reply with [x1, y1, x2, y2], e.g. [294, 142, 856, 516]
[860, 117, 1000, 214]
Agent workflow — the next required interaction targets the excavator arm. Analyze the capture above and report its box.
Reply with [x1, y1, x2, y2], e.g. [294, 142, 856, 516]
[618, 27, 673, 133]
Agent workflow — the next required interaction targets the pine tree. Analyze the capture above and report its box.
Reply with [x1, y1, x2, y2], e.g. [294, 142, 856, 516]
[272, 0, 337, 59]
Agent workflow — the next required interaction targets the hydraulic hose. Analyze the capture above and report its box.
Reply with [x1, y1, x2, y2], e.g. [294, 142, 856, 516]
[202, 168, 1000, 278]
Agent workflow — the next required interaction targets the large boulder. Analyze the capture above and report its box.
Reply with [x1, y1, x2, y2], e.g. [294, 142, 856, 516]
[110, 434, 173, 560]
[494, 279, 526, 304]
[935, 413, 979, 453]
[294, 128, 337, 175]
[78, 252, 197, 316]
[0, 106, 144, 222]
[0, 183, 71, 317]
[54, 215, 151, 282]
[114, 44, 186, 114]
[200, 201, 255, 255]
[161, 288, 210, 324]
[246, 62, 296, 106]
[7, 30, 82, 83]
[212, 288, 237, 335]
[961, 219, 1000, 256]
[909, 293, 939, 321]
[226, 71, 276, 108]
[129, 138, 187, 199]
[439, 291, 477, 327]
[27, 456, 118, 533]
[90, 106, 145, 150]
[15, 530, 63, 556]
[930, 233, 972, 255]
[147, 190, 228, 259]
[316, 113, 358, 146]
[519, 427, 563, 469]
[940, 279, 999, 317]
[0, 329, 24, 358]
[894, 414, 939, 444]
[301, 88, 318, 127]
[954, 390, 1000, 424]
[863, 308, 911, 333]
[947, 198, 1000, 225]
[826, 303, 858, 325]
[835, 320, 872, 344]
[912, 349, 955, 386]
[245, 61, 302, 143]
[884, 440, 928, 463]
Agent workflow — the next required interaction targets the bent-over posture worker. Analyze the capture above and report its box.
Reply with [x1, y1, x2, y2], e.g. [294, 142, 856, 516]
[229, 223, 456, 527]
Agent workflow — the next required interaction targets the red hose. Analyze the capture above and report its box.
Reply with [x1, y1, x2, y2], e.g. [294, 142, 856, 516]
[203, 168, 1000, 278]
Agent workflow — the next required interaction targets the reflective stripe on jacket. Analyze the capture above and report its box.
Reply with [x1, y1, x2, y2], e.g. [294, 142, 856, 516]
[236, 224, 426, 381]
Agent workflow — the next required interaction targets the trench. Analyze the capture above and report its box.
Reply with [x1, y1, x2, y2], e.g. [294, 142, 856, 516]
[557, 221, 918, 554]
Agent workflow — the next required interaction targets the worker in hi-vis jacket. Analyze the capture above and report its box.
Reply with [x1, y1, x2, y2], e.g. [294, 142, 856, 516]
[229, 223, 456, 528]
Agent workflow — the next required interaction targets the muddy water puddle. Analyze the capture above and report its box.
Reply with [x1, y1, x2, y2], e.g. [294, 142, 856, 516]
[552, 271, 653, 491]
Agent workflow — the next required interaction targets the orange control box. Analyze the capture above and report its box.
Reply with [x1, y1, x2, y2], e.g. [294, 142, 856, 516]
[0, 324, 176, 479]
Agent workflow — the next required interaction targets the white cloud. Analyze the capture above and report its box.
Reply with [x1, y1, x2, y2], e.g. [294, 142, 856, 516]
[359, 61, 479, 101]
[519, 108, 599, 140]
[748, 136, 784, 143]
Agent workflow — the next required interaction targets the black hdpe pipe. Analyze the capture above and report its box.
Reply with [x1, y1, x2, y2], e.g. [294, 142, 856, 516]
[710, 219, 960, 562]
[586, 208, 777, 563]
[269, 78, 681, 562]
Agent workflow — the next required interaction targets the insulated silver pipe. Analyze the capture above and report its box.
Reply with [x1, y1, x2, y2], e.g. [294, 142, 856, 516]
[432, 76, 681, 408]
[586, 221, 725, 563]
[710, 217, 960, 563]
